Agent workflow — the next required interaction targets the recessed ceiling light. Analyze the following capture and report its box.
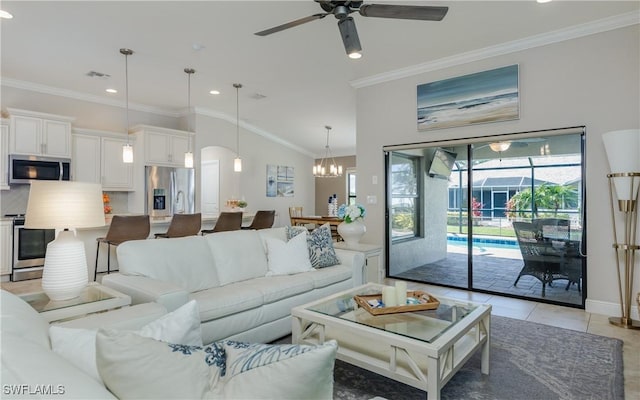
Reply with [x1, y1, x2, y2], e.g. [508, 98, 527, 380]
[0, 10, 13, 19]
[106, 88, 118, 94]
[209, 90, 220, 95]
[536, 0, 552, 3]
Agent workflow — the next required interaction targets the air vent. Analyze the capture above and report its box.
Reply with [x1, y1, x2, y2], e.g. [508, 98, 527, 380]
[86, 71, 111, 79]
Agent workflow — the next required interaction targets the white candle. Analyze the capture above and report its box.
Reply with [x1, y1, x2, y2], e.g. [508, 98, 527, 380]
[395, 281, 407, 306]
[382, 286, 397, 307]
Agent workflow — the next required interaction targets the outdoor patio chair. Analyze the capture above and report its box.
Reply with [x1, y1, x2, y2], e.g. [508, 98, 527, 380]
[512, 219, 571, 297]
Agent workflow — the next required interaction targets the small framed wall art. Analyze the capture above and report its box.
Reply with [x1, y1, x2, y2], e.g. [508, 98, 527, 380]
[266, 164, 294, 197]
[417, 64, 519, 131]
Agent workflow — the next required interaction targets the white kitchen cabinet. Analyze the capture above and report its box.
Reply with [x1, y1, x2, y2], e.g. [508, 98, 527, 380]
[72, 129, 134, 191]
[1, 120, 9, 190]
[7, 108, 74, 158]
[133, 126, 192, 167]
[0, 220, 12, 276]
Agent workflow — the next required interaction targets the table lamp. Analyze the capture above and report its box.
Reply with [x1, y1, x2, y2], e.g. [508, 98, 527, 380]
[25, 181, 105, 301]
[602, 129, 640, 329]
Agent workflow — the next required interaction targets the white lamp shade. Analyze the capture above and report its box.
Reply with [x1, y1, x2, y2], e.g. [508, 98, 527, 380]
[25, 181, 106, 229]
[234, 157, 242, 172]
[602, 129, 640, 200]
[184, 151, 194, 168]
[122, 143, 134, 163]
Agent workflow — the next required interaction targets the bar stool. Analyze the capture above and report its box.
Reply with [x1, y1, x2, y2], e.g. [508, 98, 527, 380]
[94, 215, 150, 280]
[241, 210, 275, 230]
[155, 213, 202, 238]
[201, 212, 242, 234]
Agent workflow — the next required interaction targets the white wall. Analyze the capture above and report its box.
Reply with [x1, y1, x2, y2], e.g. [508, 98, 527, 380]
[355, 25, 640, 316]
[194, 113, 315, 228]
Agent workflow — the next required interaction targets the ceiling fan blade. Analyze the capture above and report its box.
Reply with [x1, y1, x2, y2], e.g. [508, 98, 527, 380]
[255, 13, 328, 36]
[358, 4, 448, 21]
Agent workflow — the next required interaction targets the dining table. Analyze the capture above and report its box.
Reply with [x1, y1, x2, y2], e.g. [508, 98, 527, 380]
[290, 215, 343, 228]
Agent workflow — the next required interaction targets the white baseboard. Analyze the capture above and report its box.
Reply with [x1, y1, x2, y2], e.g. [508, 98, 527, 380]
[586, 298, 639, 320]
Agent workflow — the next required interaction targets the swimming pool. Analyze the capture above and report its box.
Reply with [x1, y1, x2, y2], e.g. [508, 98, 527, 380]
[447, 235, 519, 250]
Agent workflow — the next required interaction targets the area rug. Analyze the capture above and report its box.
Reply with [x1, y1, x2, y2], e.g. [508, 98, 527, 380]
[277, 315, 624, 400]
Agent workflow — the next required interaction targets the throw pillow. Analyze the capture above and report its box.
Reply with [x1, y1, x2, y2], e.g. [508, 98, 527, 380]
[95, 330, 218, 399]
[287, 223, 340, 268]
[306, 224, 341, 269]
[285, 225, 307, 240]
[211, 340, 338, 399]
[49, 299, 202, 383]
[265, 231, 313, 276]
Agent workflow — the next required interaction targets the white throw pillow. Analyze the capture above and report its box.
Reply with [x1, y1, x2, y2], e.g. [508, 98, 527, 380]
[49, 300, 202, 383]
[210, 340, 338, 399]
[265, 231, 313, 276]
[95, 330, 215, 400]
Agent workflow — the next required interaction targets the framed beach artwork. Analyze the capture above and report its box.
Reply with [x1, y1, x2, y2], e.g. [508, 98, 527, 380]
[417, 64, 519, 131]
[266, 164, 294, 197]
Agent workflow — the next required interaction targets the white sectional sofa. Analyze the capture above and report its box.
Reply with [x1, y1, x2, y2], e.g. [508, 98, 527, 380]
[102, 227, 365, 344]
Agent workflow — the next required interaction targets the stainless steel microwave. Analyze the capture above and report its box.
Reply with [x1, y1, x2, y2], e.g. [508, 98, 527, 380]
[9, 155, 71, 184]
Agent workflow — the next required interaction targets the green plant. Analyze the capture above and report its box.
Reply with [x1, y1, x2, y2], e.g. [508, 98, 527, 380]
[237, 200, 248, 208]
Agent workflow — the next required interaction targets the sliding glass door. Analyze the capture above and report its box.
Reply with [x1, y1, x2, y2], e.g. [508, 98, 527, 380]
[386, 128, 586, 307]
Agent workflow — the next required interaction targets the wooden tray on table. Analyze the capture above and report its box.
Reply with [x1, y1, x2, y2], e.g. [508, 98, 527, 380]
[353, 290, 440, 315]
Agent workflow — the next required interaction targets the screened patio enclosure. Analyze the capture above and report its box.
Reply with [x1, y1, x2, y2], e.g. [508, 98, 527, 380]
[385, 127, 586, 307]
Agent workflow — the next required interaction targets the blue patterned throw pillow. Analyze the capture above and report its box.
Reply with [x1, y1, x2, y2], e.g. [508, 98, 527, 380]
[288, 223, 340, 268]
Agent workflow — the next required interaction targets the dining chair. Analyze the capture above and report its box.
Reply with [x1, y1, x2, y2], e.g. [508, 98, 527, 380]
[201, 212, 243, 234]
[289, 207, 303, 224]
[94, 215, 150, 280]
[241, 210, 275, 230]
[155, 213, 202, 238]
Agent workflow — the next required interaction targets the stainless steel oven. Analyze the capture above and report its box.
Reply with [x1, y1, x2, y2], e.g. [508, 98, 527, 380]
[9, 215, 56, 281]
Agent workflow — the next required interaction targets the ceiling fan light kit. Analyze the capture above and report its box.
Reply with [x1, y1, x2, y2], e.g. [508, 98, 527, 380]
[255, 1, 448, 59]
[489, 141, 511, 152]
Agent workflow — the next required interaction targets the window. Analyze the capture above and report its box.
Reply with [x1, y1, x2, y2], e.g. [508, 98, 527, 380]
[390, 153, 420, 239]
[347, 169, 357, 205]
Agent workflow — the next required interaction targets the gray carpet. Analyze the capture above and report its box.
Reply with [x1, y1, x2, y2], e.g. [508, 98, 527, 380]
[278, 315, 624, 400]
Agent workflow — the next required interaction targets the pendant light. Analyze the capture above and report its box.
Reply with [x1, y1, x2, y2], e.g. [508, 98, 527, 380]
[184, 68, 195, 168]
[313, 126, 343, 177]
[233, 83, 242, 172]
[120, 48, 134, 163]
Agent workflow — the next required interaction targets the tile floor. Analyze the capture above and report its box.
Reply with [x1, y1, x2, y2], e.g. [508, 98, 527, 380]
[3, 278, 638, 398]
[387, 278, 640, 399]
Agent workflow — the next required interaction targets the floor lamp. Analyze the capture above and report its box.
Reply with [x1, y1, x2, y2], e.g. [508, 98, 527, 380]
[602, 129, 640, 329]
[25, 181, 105, 301]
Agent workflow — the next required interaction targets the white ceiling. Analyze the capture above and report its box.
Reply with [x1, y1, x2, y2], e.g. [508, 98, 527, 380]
[1, 1, 638, 157]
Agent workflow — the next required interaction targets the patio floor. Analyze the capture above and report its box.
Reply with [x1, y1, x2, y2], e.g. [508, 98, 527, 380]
[393, 250, 583, 306]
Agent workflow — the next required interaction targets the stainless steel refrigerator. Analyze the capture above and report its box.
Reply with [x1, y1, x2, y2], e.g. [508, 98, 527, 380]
[145, 166, 195, 218]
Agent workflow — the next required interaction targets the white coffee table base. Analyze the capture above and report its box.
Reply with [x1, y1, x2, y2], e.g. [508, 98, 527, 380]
[292, 296, 491, 400]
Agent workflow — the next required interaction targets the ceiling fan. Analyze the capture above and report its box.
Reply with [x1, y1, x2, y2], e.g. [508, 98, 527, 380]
[254, 1, 449, 59]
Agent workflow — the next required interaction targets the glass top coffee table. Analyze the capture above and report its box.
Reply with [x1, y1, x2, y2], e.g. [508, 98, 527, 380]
[291, 283, 491, 400]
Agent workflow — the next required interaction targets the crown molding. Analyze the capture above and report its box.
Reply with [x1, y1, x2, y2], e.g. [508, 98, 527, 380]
[350, 10, 640, 89]
[1, 77, 180, 117]
[193, 107, 316, 158]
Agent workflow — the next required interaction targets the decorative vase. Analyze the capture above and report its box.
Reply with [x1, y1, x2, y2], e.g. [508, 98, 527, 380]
[337, 220, 366, 247]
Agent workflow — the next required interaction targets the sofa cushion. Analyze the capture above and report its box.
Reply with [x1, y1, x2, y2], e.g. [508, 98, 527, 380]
[250, 274, 315, 304]
[0, 289, 51, 349]
[307, 265, 353, 288]
[96, 330, 215, 400]
[205, 230, 269, 286]
[117, 236, 219, 292]
[265, 231, 313, 276]
[190, 284, 264, 322]
[49, 300, 203, 384]
[1, 334, 116, 399]
[258, 227, 288, 252]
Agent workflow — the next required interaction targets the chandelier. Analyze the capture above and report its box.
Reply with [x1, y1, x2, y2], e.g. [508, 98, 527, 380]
[313, 126, 343, 178]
